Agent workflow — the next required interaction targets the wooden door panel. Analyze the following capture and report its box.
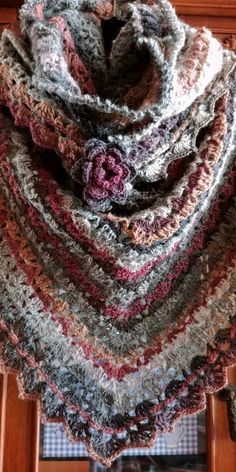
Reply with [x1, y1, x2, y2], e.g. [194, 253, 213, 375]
[0, 375, 7, 471]
[207, 368, 236, 472]
[0, 7, 17, 33]
[174, 1, 236, 17]
[0, 375, 40, 472]
[38, 462, 90, 472]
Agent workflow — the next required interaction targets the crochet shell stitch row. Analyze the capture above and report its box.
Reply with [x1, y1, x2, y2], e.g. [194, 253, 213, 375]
[0, 0, 236, 466]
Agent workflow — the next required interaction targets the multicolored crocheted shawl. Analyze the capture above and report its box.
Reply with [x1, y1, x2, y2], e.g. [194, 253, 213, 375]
[0, 0, 236, 465]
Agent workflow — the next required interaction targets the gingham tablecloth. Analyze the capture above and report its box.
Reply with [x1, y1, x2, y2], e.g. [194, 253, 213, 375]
[41, 415, 198, 459]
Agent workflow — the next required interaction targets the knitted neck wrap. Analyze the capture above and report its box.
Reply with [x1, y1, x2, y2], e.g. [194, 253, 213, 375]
[0, 0, 236, 465]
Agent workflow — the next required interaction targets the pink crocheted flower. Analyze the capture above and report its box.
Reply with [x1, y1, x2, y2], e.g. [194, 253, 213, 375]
[73, 139, 133, 210]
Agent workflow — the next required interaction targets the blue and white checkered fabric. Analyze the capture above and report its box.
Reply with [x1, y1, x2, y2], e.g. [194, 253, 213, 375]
[41, 415, 198, 459]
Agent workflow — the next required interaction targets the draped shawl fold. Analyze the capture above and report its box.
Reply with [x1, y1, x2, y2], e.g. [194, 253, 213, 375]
[0, 0, 236, 465]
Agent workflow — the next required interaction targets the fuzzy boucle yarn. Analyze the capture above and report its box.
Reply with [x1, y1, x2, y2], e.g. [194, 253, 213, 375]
[0, 0, 236, 466]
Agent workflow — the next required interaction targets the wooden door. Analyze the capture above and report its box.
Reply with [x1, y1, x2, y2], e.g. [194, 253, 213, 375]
[0, 1, 236, 471]
[0, 375, 40, 472]
[1, 370, 236, 472]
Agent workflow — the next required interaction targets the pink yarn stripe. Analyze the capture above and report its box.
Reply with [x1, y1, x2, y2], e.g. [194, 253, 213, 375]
[49, 15, 96, 95]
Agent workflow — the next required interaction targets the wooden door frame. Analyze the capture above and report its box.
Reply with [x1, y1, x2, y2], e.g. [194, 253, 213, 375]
[0, 374, 40, 472]
[0, 371, 236, 472]
[0, 1, 236, 471]
[207, 367, 236, 472]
